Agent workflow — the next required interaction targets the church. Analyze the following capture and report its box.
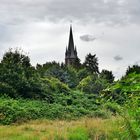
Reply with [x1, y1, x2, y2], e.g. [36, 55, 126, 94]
[65, 26, 79, 66]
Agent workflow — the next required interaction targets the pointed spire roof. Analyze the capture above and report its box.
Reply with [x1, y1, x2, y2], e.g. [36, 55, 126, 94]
[68, 25, 75, 52]
[75, 46, 77, 51]
[65, 25, 78, 62]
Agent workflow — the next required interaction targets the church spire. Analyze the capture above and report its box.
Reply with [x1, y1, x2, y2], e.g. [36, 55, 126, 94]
[68, 25, 75, 52]
[65, 25, 78, 66]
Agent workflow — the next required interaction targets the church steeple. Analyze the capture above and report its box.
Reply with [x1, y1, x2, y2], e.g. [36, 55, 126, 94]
[68, 25, 75, 52]
[65, 25, 78, 66]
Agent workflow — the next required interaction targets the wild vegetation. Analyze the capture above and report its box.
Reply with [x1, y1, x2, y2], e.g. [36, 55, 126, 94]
[0, 49, 139, 140]
[0, 117, 123, 140]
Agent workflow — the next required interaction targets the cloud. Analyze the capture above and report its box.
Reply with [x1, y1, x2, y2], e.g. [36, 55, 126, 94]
[114, 55, 123, 61]
[0, 0, 140, 25]
[80, 35, 96, 42]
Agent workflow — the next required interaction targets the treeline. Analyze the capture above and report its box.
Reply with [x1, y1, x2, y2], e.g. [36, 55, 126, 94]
[0, 48, 114, 100]
[1, 48, 140, 103]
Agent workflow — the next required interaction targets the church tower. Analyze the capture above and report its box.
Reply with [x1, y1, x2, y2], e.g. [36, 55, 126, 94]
[65, 25, 78, 65]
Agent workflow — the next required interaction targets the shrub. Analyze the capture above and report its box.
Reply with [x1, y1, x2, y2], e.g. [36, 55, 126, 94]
[0, 98, 44, 124]
[120, 95, 140, 139]
[103, 73, 140, 104]
[40, 77, 70, 103]
[0, 95, 100, 125]
[104, 102, 120, 115]
[0, 82, 17, 98]
[41, 77, 70, 94]
[77, 75, 108, 94]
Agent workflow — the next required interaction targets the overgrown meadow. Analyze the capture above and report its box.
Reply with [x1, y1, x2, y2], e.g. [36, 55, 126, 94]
[0, 49, 139, 140]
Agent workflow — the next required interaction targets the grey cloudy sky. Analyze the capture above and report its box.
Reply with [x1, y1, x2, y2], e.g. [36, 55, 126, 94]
[0, 0, 140, 79]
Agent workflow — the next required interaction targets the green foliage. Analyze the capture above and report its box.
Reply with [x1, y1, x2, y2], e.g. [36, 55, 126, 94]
[0, 90, 100, 125]
[37, 63, 79, 88]
[120, 95, 140, 140]
[103, 73, 140, 103]
[40, 77, 70, 103]
[0, 97, 63, 124]
[84, 53, 99, 74]
[64, 66, 79, 88]
[41, 62, 63, 79]
[101, 80, 140, 139]
[72, 57, 82, 69]
[0, 82, 17, 98]
[1, 48, 31, 68]
[77, 68, 90, 82]
[126, 65, 140, 76]
[103, 102, 120, 115]
[77, 75, 108, 94]
[0, 50, 71, 100]
[0, 49, 42, 99]
[100, 69, 114, 83]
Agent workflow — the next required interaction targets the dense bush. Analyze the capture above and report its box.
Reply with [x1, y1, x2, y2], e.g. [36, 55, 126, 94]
[41, 77, 70, 94]
[0, 82, 17, 98]
[77, 75, 108, 94]
[120, 95, 140, 139]
[40, 77, 70, 103]
[0, 97, 62, 124]
[103, 102, 120, 115]
[0, 91, 101, 125]
[77, 68, 91, 82]
[103, 73, 140, 104]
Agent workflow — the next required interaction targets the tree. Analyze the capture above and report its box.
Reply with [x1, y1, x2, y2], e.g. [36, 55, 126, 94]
[0, 49, 42, 98]
[77, 68, 90, 82]
[84, 53, 99, 74]
[36, 61, 79, 88]
[77, 75, 108, 94]
[126, 65, 140, 76]
[100, 69, 114, 83]
[73, 57, 81, 69]
[63, 66, 79, 88]
[36, 61, 61, 77]
[1, 48, 31, 68]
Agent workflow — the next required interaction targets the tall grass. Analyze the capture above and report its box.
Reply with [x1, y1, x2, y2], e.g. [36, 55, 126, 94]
[0, 117, 123, 140]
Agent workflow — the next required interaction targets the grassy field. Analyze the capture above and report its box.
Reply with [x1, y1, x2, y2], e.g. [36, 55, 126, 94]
[0, 117, 123, 140]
